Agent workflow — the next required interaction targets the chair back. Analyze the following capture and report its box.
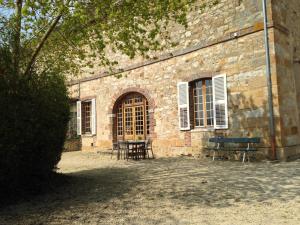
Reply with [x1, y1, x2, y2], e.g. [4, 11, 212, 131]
[118, 141, 128, 150]
[112, 142, 119, 150]
[145, 139, 152, 148]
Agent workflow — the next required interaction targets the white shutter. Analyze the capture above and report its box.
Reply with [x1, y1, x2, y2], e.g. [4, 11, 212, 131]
[91, 98, 96, 135]
[76, 101, 82, 135]
[177, 82, 190, 130]
[213, 74, 228, 129]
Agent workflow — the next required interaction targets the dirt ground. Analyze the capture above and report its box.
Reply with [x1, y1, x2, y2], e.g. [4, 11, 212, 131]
[0, 151, 299, 225]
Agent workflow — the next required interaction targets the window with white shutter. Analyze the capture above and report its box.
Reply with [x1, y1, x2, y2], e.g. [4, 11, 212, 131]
[78, 99, 97, 135]
[91, 98, 96, 135]
[177, 82, 190, 130]
[76, 101, 82, 135]
[82, 101, 92, 134]
[192, 79, 214, 128]
[212, 74, 228, 129]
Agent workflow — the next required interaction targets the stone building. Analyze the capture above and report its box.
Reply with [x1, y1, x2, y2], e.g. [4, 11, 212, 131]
[67, 0, 300, 160]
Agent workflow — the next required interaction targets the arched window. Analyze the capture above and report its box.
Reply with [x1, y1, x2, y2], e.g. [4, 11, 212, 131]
[115, 93, 149, 141]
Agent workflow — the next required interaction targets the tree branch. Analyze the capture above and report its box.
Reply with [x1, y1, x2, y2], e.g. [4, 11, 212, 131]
[24, 0, 72, 76]
[13, 0, 23, 76]
[24, 14, 62, 76]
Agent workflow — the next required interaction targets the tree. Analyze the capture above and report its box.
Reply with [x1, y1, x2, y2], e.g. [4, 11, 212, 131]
[0, 46, 70, 195]
[0, 0, 221, 197]
[0, 0, 208, 77]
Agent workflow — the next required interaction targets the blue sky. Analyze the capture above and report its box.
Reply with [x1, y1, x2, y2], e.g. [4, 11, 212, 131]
[0, 6, 13, 18]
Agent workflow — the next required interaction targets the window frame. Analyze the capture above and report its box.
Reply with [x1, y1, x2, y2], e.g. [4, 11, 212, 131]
[67, 102, 78, 139]
[81, 100, 92, 135]
[115, 93, 149, 141]
[192, 78, 214, 129]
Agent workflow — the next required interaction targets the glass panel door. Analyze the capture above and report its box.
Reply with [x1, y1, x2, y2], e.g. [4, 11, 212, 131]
[124, 107, 134, 140]
[115, 93, 149, 141]
[135, 105, 144, 140]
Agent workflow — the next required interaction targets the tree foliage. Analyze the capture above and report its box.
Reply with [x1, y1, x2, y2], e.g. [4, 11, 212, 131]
[0, 65, 69, 194]
[0, 0, 223, 199]
[0, 0, 199, 76]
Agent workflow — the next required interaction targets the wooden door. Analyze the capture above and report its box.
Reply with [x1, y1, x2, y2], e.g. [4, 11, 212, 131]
[134, 105, 145, 140]
[124, 106, 134, 140]
[116, 93, 148, 141]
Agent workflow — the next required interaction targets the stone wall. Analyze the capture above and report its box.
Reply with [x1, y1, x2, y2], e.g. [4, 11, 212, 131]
[69, 0, 266, 81]
[64, 138, 81, 152]
[68, 0, 300, 160]
[271, 0, 300, 160]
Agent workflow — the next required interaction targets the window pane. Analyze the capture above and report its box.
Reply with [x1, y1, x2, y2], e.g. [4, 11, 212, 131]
[67, 103, 77, 139]
[125, 107, 133, 135]
[193, 80, 204, 127]
[135, 106, 144, 135]
[117, 105, 123, 136]
[205, 79, 214, 126]
[192, 79, 214, 128]
[146, 102, 150, 135]
[82, 101, 92, 134]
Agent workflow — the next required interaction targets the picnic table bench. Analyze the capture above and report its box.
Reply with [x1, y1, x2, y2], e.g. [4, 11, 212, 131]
[207, 137, 260, 163]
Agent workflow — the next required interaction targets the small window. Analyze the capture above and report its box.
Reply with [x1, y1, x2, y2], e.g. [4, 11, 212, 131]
[82, 101, 92, 134]
[192, 79, 214, 128]
[76, 99, 96, 136]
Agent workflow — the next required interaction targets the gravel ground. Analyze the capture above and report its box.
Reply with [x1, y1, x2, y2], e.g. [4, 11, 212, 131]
[0, 151, 299, 225]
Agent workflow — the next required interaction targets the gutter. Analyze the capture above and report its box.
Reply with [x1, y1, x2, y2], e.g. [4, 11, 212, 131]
[262, 0, 277, 160]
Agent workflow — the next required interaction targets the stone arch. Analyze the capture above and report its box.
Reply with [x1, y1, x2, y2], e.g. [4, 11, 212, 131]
[184, 71, 214, 83]
[108, 87, 156, 141]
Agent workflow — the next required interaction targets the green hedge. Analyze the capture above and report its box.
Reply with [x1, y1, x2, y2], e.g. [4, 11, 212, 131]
[0, 61, 70, 191]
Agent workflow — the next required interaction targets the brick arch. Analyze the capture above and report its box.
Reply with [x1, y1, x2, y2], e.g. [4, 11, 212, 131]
[108, 87, 155, 113]
[108, 87, 156, 141]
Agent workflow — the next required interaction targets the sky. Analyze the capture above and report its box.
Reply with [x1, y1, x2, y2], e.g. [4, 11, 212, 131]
[0, 6, 13, 18]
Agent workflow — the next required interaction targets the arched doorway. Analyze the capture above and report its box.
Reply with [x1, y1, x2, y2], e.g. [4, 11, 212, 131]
[114, 92, 149, 141]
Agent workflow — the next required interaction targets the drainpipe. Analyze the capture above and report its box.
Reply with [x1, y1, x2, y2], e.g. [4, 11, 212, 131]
[262, 0, 277, 160]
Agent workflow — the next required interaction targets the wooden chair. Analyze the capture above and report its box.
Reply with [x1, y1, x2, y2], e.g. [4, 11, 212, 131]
[118, 141, 128, 160]
[137, 142, 146, 159]
[126, 141, 146, 160]
[126, 142, 137, 160]
[111, 142, 119, 159]
[145, 139, 154, 159]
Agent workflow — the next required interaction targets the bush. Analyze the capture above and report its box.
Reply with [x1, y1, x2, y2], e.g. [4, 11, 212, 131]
[0, 68, 70, 191]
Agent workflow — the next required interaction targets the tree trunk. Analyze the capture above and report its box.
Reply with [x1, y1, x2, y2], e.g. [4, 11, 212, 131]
[13, 0, 23, 76]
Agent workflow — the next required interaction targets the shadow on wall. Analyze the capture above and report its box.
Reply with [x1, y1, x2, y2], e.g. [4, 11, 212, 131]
[213, 91, 278, 156]
[194, 90, 277, 159]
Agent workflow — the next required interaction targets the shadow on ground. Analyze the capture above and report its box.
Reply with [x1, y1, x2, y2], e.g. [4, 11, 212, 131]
[0, 154, 299, 225]
[0, 166, 140, 224]
[136, 158, 300, 208]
